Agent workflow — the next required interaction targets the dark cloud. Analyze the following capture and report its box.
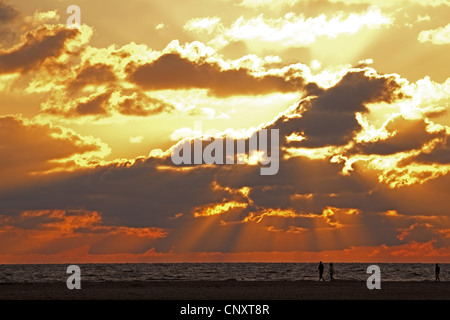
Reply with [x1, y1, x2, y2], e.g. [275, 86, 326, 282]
[268, 70, 404, 148]
[351, 116, 446, 155]
[69, 63, 117, 92]
[0, 1, 19, 25]
[68, 63, 169, 117]
[2, 112, 450, 255]
[43, 62, 176, 118]
[424, 108, 447, 119]
[401, 134, 450, 165]
[75, 91, 111, 115]
[2, 149, 449, 253]
[0, 26, 78, 74]
[44, 89, 175, 118]
[0, 1, 19, 48]
[0, 115, 107, 189]
[0, 157, 371, 230]
[0, 209, 167, 255]
[0, 68, 410, 231]
[0, 27, 16, 48]
[314, 70, 404, 112]
[0, 157, 222, 236]
[127, 53, 308, 97]
[116, 91, 175, 116]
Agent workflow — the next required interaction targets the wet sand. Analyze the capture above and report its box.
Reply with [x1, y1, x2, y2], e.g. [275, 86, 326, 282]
[0, 280, 449, 300]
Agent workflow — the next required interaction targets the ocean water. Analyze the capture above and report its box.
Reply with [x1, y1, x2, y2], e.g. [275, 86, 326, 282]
[0, 263, 447, 283]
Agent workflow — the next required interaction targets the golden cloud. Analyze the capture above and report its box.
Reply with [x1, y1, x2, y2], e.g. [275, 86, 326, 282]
[0, 114, 110, 188]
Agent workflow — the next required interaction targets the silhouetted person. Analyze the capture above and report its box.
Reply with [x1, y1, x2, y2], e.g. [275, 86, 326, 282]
[318, 261, 325, 281]
[329, 263, 335, 281]
[435, 263, 440, 282]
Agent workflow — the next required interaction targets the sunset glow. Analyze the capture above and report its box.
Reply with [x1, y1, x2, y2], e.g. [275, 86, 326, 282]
[0, 0, 449, 263]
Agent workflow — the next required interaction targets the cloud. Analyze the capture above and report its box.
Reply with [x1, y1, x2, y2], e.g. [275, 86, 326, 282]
[0, 115, 110, 188]
[326, 0, 450, 7]
[402, 134, 450, 165]
[130, 136, 144, 144]
[239, 0, 450, 8]
[238, 0, 299, 9]
[0, 209, 167, 255]
[194, 201, 248, 217]
[351, 116, 446, 155]
[416, 14, 431, 23]
[1, 53, 446, 257]
[1, 135, 449, 257]
[75, 91, 112, 116]
[155, 23, 166, 30]
[0, 1, 449, 261]
[418, 23, 450, 44]
[31, 43, 178, 118]
[68, 63, 117, 92]
[242, 206, 361, 230]
[184, 17, 222, 34]
[25, 10, 59, 26]
[185, 7, 392, 48]
[114, 90, 176, 116]
[127, 52, 309, 97]
[379, 210, 450, 245]
[0, 25, 79, 74]
[269, 69, 404, 148]
[0, 19, 302, 119]
[42, 89, 176, 118]
[0, 0, 19, 24]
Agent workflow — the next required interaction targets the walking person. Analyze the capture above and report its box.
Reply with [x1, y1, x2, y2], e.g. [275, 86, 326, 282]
[329, 263, 335, 281]
[435, 263, 440, 282]
[318, 261, 325, 281]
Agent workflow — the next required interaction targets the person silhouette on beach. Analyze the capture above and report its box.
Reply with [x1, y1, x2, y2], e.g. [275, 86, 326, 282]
[318, 261, 325, 281]
[329, 263, 335, 281]
[435, 263, 440, 282]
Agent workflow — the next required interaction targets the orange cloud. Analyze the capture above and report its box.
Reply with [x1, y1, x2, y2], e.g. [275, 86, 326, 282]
[0, 209, 167, 257]
[265, 225, 308, 234]
[379, 209, 450, 243]
[244, 208, 302, 223]
[0, 115, 110, 188]
[243, 206, 360, 229]
[194, 201, 248, 217]
[1, 241, 449, 264]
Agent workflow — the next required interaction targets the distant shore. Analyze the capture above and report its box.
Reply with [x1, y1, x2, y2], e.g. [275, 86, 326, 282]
[0, 280, 449, 300]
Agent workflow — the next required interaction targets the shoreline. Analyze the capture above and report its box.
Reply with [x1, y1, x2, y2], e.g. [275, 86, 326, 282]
[0, 280, 449, 300]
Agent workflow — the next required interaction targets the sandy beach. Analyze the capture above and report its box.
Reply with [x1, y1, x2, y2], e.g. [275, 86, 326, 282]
[0, 280, 448, 300]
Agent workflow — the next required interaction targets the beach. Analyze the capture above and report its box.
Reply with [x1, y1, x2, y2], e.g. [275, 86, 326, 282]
[0, 280, 448, 300]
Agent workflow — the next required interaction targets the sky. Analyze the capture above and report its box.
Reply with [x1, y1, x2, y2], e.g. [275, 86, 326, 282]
[0, 0, 449, 263]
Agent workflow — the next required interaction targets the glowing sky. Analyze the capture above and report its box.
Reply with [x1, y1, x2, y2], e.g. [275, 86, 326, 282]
[0, 0, 449, 263]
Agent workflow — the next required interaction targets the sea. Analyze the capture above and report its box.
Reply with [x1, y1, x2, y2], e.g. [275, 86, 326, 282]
[0, 263, 447, 283]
